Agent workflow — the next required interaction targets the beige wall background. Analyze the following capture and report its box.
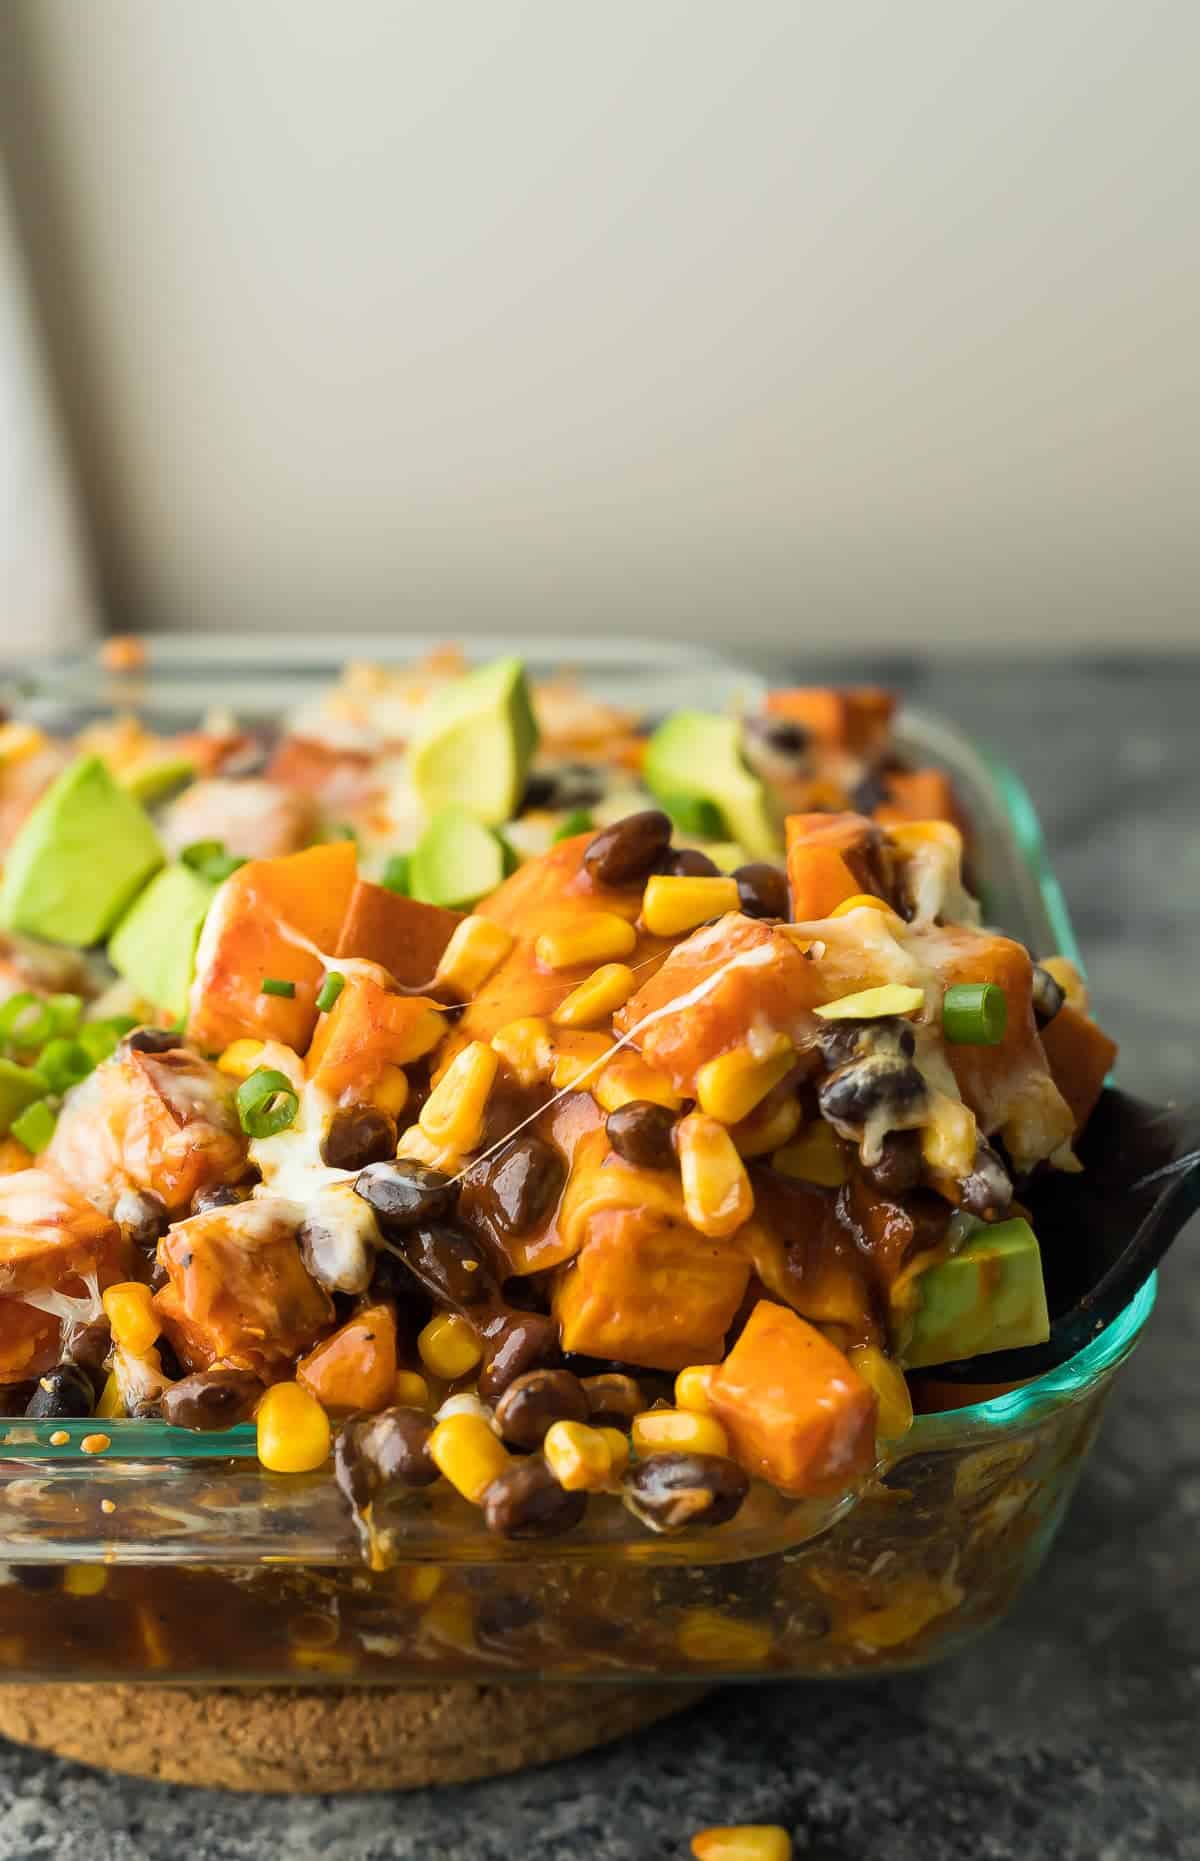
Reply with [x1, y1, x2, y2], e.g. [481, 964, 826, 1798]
[4, 0, 1198, 649]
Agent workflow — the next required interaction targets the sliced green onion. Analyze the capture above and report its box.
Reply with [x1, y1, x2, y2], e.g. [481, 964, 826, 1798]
[11, 1099, 57, 1153]
[181, 839, 245, 884]
[942, 981, 1008, 1046]
[553, 809, 594, 842]
[382, 853, 411, 896]
[46, 994, 85, 1037]
[260, 977, 296, 999]
[0, 993, 56, 1050]
[316, 972, 345, 1013]
[661, 792, 726, 838]
[236, 1067, 300, 1139]
[35, 1039, 94, 1094]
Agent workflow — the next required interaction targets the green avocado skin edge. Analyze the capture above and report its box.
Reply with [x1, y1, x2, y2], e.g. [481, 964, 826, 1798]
[0, 755, 165, 948]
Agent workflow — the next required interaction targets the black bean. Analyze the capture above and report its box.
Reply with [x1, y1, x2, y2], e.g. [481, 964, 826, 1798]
[605, 1100, 678, 1170]
[850, 770, 889, 815]
[523, 762, 606, 812]
[367, 1248, 432, 1328]
[583, 810, 672, 889]
[624, 1452, 749, 1532]
[482, 1457, 587, 1539]
[25, 1363, 95, 1420]
[460, 1135, 565, 1239]
[818, 1054, 927, 1127]
[959, 1141, 1014, 1220]
[11, 1566, 59, 1591]
[113, 1188, 169, 1253]
[396, 1224, 497, 1307]
[742, 716, 810, 761]
[121, 1026, 183, 1056]
[354, 1158, 458, 1231]
[581, 1372, 645, 1424]
[865, 1130, 924, 1194]
[658, 847, 721, 879]
[1031, 964, 1066, 1028]
[64, 1321, 111, 1379]
[494, 1368, 589, 1449]
[816, 1015, 915, 1069]
[477, 1313, 561, 1401]
[732, 862, 789, 921]
[320, 1105, 398, 1172]
[335, 1407, 438, 1513]
[161, 1367, 264, 1431]
[191, 1181, 255, 1217]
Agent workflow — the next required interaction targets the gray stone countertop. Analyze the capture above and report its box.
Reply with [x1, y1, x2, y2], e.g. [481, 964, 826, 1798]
[0, 658, 1196, 1861]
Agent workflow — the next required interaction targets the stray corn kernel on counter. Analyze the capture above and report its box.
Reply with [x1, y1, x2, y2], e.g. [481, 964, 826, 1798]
[0, 650, 1127, 1682]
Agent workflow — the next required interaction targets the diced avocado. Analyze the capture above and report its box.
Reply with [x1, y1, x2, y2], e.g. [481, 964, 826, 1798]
[0, 1058, 48, 1138]
[900, 1218, 1051, 1370]
[644, 713, 779, 859]
[659, 792, 726, 838]
[108, 862, 216, 1019]
[408, 657, 539, 827]
[119, 755, 195, 804]
[0, 754, 164, 947]
[409, 807, 509, 909]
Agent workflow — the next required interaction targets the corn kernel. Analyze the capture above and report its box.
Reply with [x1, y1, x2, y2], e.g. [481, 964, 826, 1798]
[101, 1281, 160, 1357]
[551, 963, 637, 1029]
[535, 913, 637, 971]
[691, 1825, 793, 1861]
[631, 1408, 730, 1458]
[491, 1017, 556, 1086]
[829, 892, 901, 921]
[63, 1565, 107, 1598]
[597, 1426, 631, 1477]
[393, 1370, 431, 1408]
[256, 1381, 331, 1473]
[550, 1030, 615, 1091]
[594, 1050, 683, 1112]
[676, 1609, 773, 1668]
[391, 1004, 449, 1064]
[428, 1412, 509, 1502]
[920, 1092, 977, 1180]
[418, 1040, 498, 1152]
[773, 1120, 847, 1187]
[675, 1113, 754, 1239]
[396, 1123, 453, 1170]
[218, 1038, 265, 1080]
[814, 983, 924, 1021]
[674, 1365, 717, 1415]
[849, 1344, 913, 1444]
[291, 1646, 356, 1676]
[640, 874, 740, 938]
[889, 820, 963, 855]
[728, 1089, 802, 1158]
[369, 1062, 410, 1119]
[420, 1589, 476, 1652]
[418, 1312, 482, 1380]
[435, 915, 515, 998]
[94, 1371, 125, 1419]
[695, 1042, 793, 1125]
[543, 1419, 614, 1492]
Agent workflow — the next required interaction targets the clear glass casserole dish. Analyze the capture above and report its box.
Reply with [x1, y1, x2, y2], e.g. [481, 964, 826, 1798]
[0, 637, 1152, 1684]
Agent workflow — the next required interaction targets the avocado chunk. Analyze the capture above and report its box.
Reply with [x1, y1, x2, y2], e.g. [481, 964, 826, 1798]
[409, 807, 510, 910]
[0, 755, 164, 946]
[644, 713, 779, 859]
[120, 754, 196, 805]
[900, 1218, 1051, 1370]
[108, 862, 216, 1018]
[408, 657, 539, 827]
[0, 1058, 48, 1138]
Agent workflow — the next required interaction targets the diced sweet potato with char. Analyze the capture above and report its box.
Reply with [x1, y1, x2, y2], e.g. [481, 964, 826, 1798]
[1038, 1003, 1117, 1134]
[0, 1168, 129, 1382]
[47, 1048, 248, 1218]
[786, 812, 895, 919]
[162, 779, 316, 862]
[766, 688, 896, 757]
[874, 767, 960, 829]
[553, 1206, 751, 1372]
[297, 1303, 397, 1415]
[335, 881, 462, 991]
[154, 1199, 333, 1378]
[747, 1171, 880, 1348]
[708, 1299, 878, 1496]
[305, 973, 445, 1103]
[187, 842, 358, 1054]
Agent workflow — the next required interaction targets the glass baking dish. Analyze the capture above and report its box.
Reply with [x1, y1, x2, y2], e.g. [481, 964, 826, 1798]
[0, 637, 1153, 1684]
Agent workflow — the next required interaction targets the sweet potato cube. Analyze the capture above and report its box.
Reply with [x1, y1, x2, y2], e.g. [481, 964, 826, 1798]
[785, 812, 887, 920]
[335, 880, 462, 990]
[1039, 1004, 1117, 1133]
[297, 1302, 397, 1415]
[874, 767, 959, 828]
[187, 841, 358, 1053]
[0, 1168, 129, 1382]
[553, 1207, 750, 1372]
[154, 1199, 333, 1377]
[305, 974, 445, 1101]
[708, 1300, 878, 1496]
[766, 688, 895, 755]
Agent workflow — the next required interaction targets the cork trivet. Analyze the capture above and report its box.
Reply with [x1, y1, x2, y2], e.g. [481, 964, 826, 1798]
[0, 1681, 706, 1792]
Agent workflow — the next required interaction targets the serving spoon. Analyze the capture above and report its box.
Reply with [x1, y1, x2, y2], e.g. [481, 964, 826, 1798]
[925, 1087, 1200, 1383]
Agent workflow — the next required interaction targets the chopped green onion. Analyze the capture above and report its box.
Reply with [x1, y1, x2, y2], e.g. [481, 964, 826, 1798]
[46, 994, 85, 1037]
[11, 1099, 57, 1153]
[316, 972, 345, 1013]
[942, 981, 1008, 1046]
[553, 809, 594, 842]
[382, 854, 411, 896]
[260, 977, 296, 999]
[181, 839, 246, 884]
[36, 1039, 94, 1094]
[0, 993, 56, 1050]
[660, 792, 726, 838]
[236, 1067, 300, 1139]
